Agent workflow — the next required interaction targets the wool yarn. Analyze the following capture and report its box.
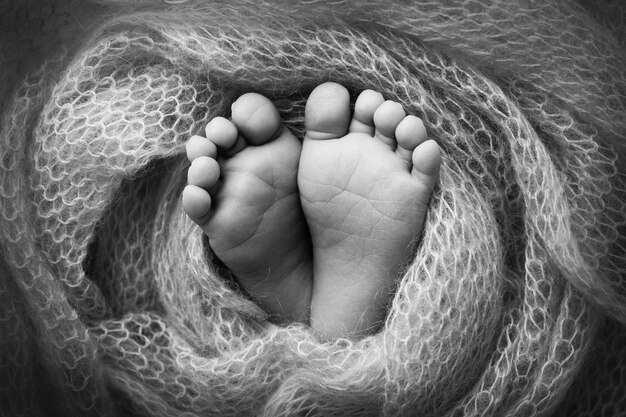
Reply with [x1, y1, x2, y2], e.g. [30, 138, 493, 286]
[1, 0, 625, 416]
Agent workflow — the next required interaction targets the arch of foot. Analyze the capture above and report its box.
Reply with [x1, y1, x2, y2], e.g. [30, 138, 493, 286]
[0, 1, 625, 417]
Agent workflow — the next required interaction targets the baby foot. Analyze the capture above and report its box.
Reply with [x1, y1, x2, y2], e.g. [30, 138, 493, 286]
[182, 93, 312, 323]
[299, 83, 441, 339]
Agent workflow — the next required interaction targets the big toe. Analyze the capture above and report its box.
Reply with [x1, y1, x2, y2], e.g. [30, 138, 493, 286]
[231, 93, 282, 146]
[304, 82, 351, 140]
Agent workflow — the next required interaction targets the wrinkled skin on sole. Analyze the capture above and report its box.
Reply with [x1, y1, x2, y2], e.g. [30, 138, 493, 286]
[3, 2, 626, 417]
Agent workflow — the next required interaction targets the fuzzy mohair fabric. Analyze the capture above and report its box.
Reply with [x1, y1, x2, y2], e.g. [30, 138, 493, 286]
[1, 0, 626, 416]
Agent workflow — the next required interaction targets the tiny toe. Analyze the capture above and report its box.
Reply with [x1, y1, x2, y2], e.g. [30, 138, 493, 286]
[349, 90, 384, 135]
[373, 101, 406, 148]
[187, 156, 220, 190]
[395, 115, 428, 165]
[305, 82, 351, 140]
[182, 185, 212, 224]
[205, 117, 239, 150]
[231, 93, 282, 146]
[411, 139, 441, 189]
[186, 135, 217, 162]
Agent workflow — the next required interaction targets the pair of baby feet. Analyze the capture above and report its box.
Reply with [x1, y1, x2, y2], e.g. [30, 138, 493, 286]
[182, 82, 441, 339]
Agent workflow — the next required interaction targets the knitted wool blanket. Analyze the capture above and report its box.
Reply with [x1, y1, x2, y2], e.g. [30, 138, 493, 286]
[1, 0, 626, 416]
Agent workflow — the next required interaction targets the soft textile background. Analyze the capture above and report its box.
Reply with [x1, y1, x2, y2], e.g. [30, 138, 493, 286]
[1, 1, 625, 416]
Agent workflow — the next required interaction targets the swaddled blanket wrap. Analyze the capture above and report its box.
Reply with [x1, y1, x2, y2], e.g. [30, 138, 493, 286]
[1, 0, 626, 416]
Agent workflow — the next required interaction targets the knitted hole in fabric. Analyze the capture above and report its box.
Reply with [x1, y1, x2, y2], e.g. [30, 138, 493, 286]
[1, 1, 625, 416]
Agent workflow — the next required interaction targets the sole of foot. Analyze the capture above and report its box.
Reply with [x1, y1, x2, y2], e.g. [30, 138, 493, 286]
[182, 93, 312, 323]
[299, 82, 441, 339]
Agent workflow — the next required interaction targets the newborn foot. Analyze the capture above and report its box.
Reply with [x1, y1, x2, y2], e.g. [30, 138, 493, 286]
[182, 93, 312, 323]
[299, 83, 441, 339]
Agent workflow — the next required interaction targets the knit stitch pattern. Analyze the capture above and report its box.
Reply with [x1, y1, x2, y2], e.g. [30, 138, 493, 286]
[1, 1, 625, 416]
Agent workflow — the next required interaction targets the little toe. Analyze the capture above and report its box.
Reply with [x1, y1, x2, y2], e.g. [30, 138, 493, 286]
[305, 82, 351, 140]
[186, 135, 217, 162]
[411, 139, 442, 191]
[187, 156, 220, 190]
[231, 93, 282, 146]
[395, 115, 428, 166]
[182, 185, 213, 225]
[349, 90, 384, 135]
[373, 100, 406, 149]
